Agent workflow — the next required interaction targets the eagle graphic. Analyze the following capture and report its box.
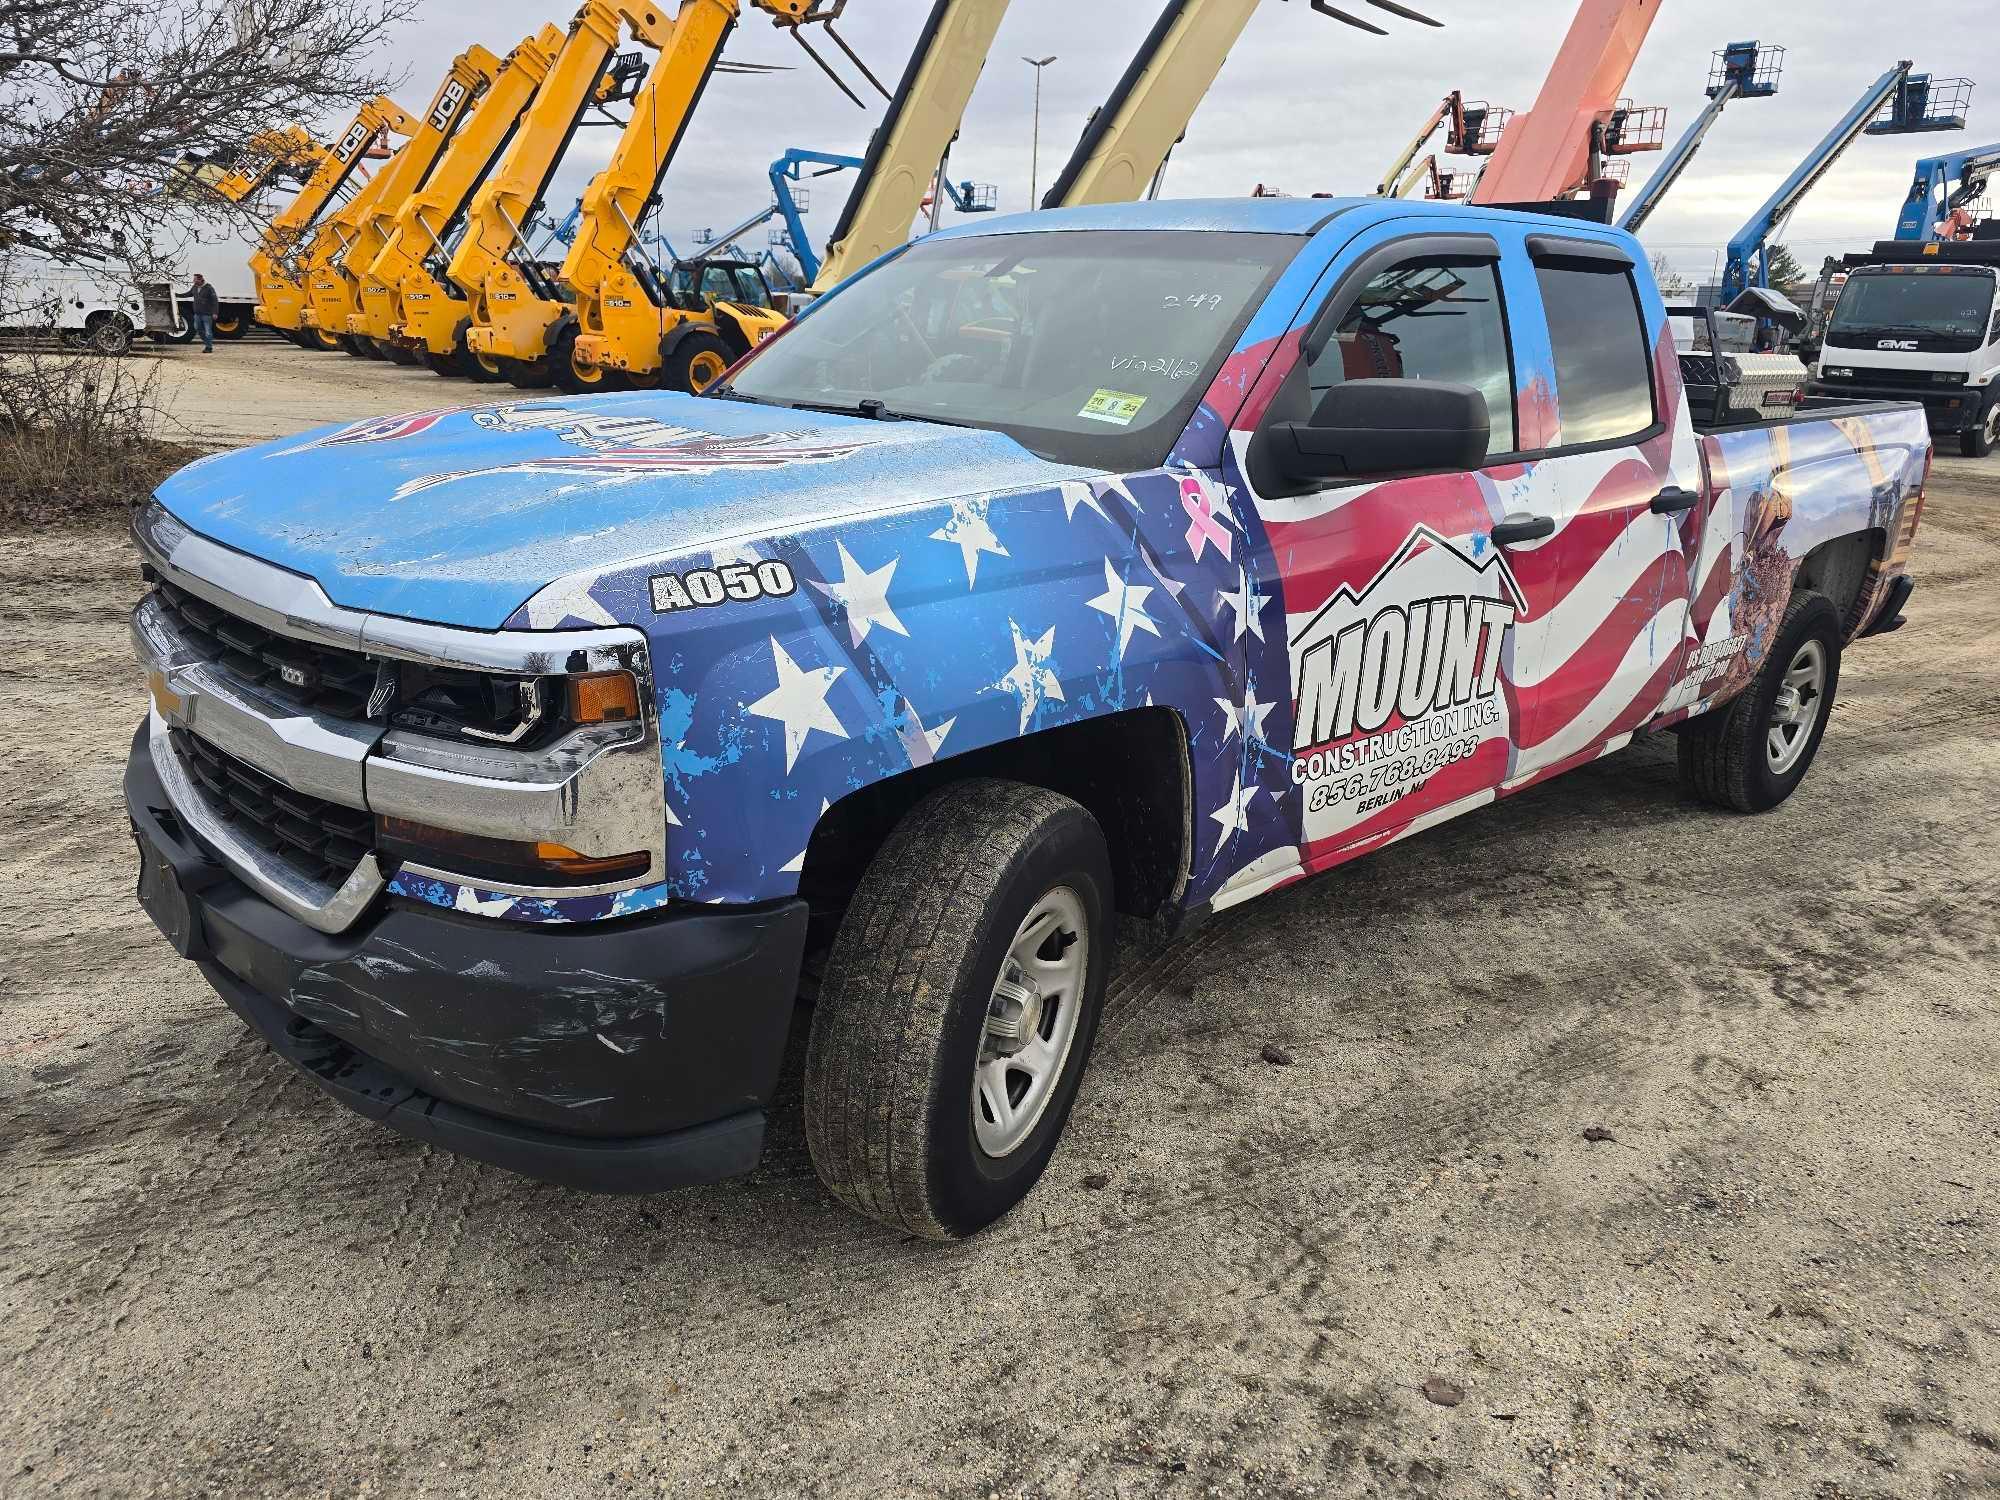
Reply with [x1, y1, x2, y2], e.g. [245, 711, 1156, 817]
[390, 428, 869, 501]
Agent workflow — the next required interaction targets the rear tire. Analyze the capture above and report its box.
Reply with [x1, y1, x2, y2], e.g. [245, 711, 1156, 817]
[444, 323, 506, 383]
[213, 308, 248, 340]
[1678, 590, 1843, 813]
[804, 780, 1113, 1240]
[375, 337, 417, 366]
[85, 313, 132, 356]
[552, 323, 626, 393]
[501, 354, 553, 389]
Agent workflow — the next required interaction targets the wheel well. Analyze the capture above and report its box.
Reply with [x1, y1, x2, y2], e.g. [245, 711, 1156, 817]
[1794, 528, 1883, 636]
[796, 707, 1191, 927]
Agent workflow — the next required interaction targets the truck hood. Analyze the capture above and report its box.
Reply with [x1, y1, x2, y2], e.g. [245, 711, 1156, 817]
[155, 392, 1096, 628]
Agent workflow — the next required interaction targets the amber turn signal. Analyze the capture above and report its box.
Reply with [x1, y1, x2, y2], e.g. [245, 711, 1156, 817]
[377, 815, 650, 887]
[567, 670, 641, 725]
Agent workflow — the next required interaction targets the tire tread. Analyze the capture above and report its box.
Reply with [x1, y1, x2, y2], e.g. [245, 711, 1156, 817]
[804, 780, 1098, 1238]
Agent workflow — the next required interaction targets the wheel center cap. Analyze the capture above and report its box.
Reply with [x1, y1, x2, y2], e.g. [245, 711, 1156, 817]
[986, 967, 1043, 1057]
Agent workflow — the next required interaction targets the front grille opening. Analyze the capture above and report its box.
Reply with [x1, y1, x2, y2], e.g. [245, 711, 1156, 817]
[154, 578, 377, 718]
[151, 578, 558, 747]
[170, 729, 371, 888]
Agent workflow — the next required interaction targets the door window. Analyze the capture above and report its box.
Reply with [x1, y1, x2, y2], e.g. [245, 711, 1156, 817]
[1305, 257, 1516, 457]
[1536, 264, 1656, 446]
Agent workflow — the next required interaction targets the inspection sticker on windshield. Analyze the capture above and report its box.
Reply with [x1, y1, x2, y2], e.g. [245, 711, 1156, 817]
[1079, 389, 1147, 426]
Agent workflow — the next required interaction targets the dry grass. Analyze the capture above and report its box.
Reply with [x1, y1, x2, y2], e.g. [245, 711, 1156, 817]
[0, 346, 206, 526]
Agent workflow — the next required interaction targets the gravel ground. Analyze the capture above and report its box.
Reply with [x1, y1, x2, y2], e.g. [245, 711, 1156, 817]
[2, 374, 1996, 1497]
[140, 337, 495, 448]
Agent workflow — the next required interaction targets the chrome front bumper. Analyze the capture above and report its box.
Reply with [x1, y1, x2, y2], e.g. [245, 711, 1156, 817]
[131, 503, 667, 934]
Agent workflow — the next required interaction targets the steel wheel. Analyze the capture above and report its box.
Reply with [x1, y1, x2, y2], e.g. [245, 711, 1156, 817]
[974, 885, 1089, 1158]
[1766, 638, 1827, 775]
[687, 348, 728, 391]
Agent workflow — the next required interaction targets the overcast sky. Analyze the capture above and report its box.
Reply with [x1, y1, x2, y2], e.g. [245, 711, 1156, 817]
[374, 0, 2000, 283]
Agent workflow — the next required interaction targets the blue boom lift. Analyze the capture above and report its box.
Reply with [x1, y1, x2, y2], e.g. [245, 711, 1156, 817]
[1894, 142, 2000, 240]
[1719, 61, 1972, 301]
[1618, 41, 1782, 235]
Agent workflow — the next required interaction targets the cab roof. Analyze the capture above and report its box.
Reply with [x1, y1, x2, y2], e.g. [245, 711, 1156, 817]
[926, 195, 1638, 243]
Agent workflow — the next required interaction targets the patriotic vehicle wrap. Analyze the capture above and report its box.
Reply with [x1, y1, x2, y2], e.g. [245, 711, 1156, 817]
[150, 199, 1928, 931]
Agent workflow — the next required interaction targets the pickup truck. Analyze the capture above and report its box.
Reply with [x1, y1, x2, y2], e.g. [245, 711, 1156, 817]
[125, 198, 1930, 1239]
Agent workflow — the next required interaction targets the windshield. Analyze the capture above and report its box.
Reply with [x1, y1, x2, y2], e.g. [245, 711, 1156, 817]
[726, 228, 1297, 469]
[1826, 268, 1997, 349]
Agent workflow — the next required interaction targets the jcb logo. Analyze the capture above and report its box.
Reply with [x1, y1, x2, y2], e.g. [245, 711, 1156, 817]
[428, 79, 469, 133]
[333, 121, 371, 162]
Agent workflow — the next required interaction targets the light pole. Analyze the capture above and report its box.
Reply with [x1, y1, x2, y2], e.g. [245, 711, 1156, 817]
[1023, 55, 1056, 208]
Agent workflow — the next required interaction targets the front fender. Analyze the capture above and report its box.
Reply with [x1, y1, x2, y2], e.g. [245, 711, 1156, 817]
[517, 466, 1256, 907]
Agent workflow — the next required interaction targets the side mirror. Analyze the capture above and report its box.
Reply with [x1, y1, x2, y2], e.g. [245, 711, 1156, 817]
[1258, 379, 1491, 488]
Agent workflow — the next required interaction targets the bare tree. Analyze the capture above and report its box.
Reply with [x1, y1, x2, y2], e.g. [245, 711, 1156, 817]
[0, 0, 415, 267]
[1649, 251, 1694, 300]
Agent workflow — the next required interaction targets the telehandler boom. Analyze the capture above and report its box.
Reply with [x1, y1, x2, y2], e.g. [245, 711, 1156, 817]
[452, 0, 702, 385]
[1041, 0, 1440, 211]
[354, 26, 571, 369]
[567, 0, 1009, 391]
[252, 97, 416, 340]
[303, 46, 505, 358]
[472, 0, 885, 392]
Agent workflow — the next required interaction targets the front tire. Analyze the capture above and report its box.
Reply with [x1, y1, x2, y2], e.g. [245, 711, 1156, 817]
[1678, 590, 1843, 813]
[661, 330, 732, 394]
[1961, 401, 1998, 459]
[804, 780, 1113, 1240]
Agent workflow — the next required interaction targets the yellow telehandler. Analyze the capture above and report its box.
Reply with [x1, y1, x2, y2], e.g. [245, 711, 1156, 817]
[449, 1, 684, 387]
[568, 0, 1008, 391]
[304, 45, 506, 361]
[354, 24, 571, 377]
[469, 0, 888, 391]
[252, 97, 417, 344]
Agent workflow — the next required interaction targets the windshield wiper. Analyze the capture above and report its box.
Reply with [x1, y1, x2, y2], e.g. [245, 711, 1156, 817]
[781, 397, 977, 428]
[700, 383, 784, 407]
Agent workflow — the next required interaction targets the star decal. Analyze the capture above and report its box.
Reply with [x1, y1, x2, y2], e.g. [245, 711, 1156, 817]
[1214, 683, 1276, 746]
[1208, 769, 1260, 855]
[710, 539, 765, 568]
[522, 571, 616, 628]
[454, 887, 516, 917]
[1059, 480, 1109, 524]
[1084, 557, 1161, 658]
[810, 540, 907, 647]
[780, 799, 830, 875]
[1217, 565, 1268, 642]
[930, 498, 1008, 588]
[987, 618, 1063, 735]
[894, 697, 955, 767]
[746, 636, 847, 774]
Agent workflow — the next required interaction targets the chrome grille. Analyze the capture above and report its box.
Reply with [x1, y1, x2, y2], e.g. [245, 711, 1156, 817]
[169, 728, 372, 887]
[153, 577, 378, 718]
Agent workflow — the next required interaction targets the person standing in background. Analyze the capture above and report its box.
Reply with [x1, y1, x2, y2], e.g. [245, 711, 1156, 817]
[189, 273, 218, 353]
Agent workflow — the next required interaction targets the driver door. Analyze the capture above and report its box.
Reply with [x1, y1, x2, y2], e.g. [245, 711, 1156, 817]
[1243, 226, 1564, 868]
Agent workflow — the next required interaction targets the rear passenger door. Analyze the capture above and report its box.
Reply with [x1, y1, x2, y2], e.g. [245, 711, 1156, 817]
[1505, 235, 1702, 780]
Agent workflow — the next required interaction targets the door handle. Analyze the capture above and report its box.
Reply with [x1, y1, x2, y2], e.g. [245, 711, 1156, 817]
[1650, 486, 1701, 515]
[1490, 513, 1556, 547]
